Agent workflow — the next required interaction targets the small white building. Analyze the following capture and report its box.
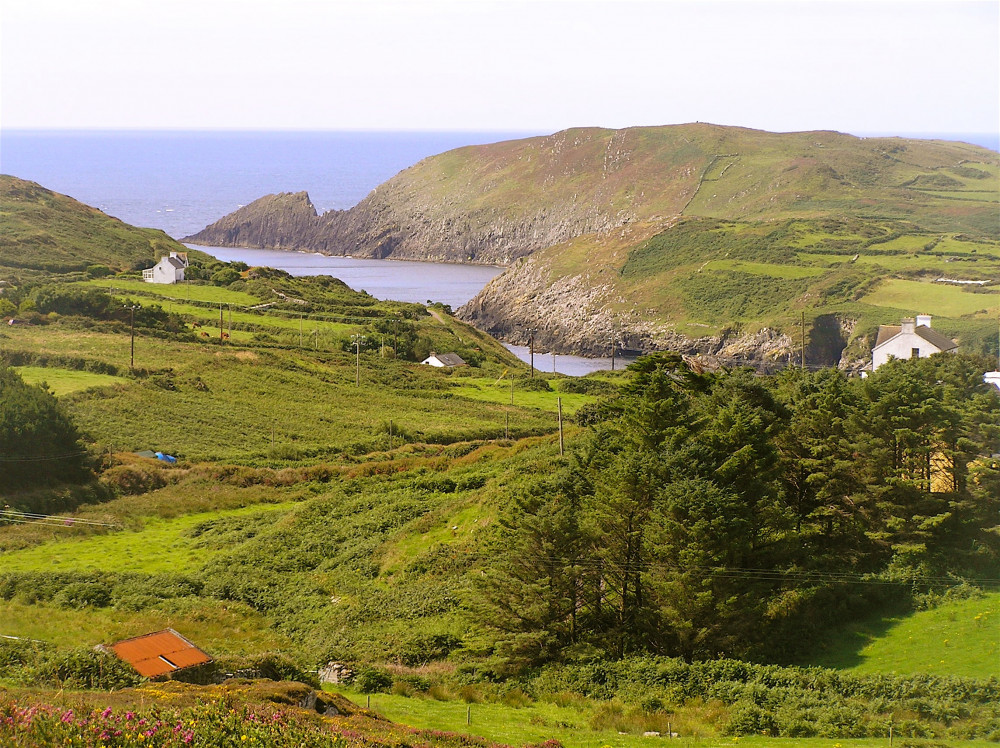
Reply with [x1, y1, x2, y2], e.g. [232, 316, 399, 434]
[421, 352, 467, 368]
[143, 252, 188, 284]
[871, 315, 957, 371]
[985, 371, 1000, 391]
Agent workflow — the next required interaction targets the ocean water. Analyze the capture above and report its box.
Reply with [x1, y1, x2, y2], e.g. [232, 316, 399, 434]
[2, 129, 995, 241]
[0, 130, 538, 240]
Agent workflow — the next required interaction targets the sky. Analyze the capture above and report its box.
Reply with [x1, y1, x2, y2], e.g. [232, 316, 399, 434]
[1, 0, 998, 136]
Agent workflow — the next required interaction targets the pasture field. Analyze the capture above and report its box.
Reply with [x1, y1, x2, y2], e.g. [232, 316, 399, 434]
[84, 278, 265, 306]
[0, 501, 298, 575]
[861, 279, 1000, 318]
[12, 365, 126, 395]
[446, 376, 597, 414]
[2, 325, 554, 462]
[701, 259, 828, 279]
[342, 689, 996, 748]
[810, 593, 1000, 679]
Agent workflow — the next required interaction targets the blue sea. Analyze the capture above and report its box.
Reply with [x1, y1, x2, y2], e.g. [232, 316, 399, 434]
[2, 129, 996, 241]
[0, 130, 544, 241]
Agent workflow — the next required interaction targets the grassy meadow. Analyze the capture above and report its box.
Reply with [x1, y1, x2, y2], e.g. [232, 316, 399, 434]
[12, 365, 127, 395]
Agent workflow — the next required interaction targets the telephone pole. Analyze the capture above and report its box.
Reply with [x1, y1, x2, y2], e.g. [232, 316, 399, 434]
[529, 330, 535, 378]
[124, 303, 140, 369]
[351, 334, 366, 386]
[801, 311, 806, 370]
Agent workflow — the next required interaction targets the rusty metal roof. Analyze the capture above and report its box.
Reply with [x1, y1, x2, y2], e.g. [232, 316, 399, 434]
[108, 629, 212, 678]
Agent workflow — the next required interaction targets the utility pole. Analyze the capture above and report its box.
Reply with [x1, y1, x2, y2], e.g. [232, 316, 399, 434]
[529, 330, 535, 378]
[352, 334, 366, 386]
[299, 315, 303, 348]
[801, 311, 806, 370]
[557, 397, 564, 456]
[220, 303, 224, 342]
[124, 303, 140, 370]
[610, 330, 616, 371]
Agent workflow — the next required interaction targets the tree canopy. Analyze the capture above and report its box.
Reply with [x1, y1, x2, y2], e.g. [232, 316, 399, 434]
[0, 365, 90, 490]
[476, 353, 1000, 668]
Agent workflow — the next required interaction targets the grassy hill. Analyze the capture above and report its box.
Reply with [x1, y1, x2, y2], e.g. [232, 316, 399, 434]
[185, 124, 1000, 362]
[805, 591, 1000, 679]
[0, 175, 198, 275]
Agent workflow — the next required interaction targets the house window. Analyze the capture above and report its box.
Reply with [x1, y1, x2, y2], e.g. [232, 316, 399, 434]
[911, 348, 921, 359]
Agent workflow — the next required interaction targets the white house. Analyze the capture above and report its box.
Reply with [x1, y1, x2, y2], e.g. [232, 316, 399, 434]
[985, 371, 1000, 391]
[143, 252, 188, 284]
[421, 352, 467, 368]
[871, 315, 957, 371]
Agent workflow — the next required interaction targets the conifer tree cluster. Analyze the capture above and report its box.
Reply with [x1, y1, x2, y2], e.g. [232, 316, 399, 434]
[0, 365, 90, 489]
[476, 353, 1000, 668]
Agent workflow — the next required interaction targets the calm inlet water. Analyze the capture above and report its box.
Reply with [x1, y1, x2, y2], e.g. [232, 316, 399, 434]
[194, 245, 627, 375]
[192, 245, 503, 311]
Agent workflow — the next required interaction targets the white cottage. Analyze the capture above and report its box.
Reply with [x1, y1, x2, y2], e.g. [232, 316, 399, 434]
[143, 252, 188, 284]
[871, 315, 957, 371]
[421, 353, 467, 368]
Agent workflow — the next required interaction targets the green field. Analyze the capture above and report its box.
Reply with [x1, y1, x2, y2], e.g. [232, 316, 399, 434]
[12, 365, 126, 395]
[0, 502, 298, 575]
[447, 376, 596, 414]
[3, 326, 552, 461]
[85, 278, 265, 306]
[810, 593, 1000, 679]
[342, 689, 996, 748]
[702, 259, 829, 279]
[861, 279, 1000, 318]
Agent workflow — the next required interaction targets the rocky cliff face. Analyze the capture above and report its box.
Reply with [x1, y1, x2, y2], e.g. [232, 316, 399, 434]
[457, 250, 798, 367]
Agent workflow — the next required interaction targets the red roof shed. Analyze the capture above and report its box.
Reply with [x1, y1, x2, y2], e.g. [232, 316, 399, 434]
[108, 629, 212, 678]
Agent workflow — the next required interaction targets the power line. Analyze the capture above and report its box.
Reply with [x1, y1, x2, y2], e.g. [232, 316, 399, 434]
[497, 554, 1000, 589]
[0, 450, 90, 462]
[0, 510, 120, 529]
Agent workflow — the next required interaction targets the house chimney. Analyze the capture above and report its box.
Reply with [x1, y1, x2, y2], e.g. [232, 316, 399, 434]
[901, 317, 916, 334]
[916, 314, 932, 328]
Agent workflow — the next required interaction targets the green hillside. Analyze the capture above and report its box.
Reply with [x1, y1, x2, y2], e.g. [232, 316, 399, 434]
[186, 124, 1000, 362]
[807, 592, 1000, 679]
[0, 175, 199, 275]
[2, 166, 999, 746]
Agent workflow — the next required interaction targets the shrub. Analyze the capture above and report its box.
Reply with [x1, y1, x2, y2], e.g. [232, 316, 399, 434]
[52, 581, 112, 609]
[101, 463, 168, 496]
[26, 647, 141, 690]
[355, 666, 393, 693]
[517, 377, 553, 392]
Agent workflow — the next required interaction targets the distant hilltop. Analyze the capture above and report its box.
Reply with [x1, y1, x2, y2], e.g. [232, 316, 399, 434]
[185, 123, 999, 264]
[185, 123, 1000, 365]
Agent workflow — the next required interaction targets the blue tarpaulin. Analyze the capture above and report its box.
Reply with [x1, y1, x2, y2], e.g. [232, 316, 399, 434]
[154, 452, 177, 464]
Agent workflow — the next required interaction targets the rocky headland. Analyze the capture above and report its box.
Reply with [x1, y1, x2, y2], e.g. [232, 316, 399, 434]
[185, 124, 1000, 364]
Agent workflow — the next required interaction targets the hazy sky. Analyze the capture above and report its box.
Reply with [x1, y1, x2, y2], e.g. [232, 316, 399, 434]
[1, 0, 997, 135]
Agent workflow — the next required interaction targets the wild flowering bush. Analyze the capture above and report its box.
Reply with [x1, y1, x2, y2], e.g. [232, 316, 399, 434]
[0, 694, 536, 748]
[0, 700, 348, 747]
